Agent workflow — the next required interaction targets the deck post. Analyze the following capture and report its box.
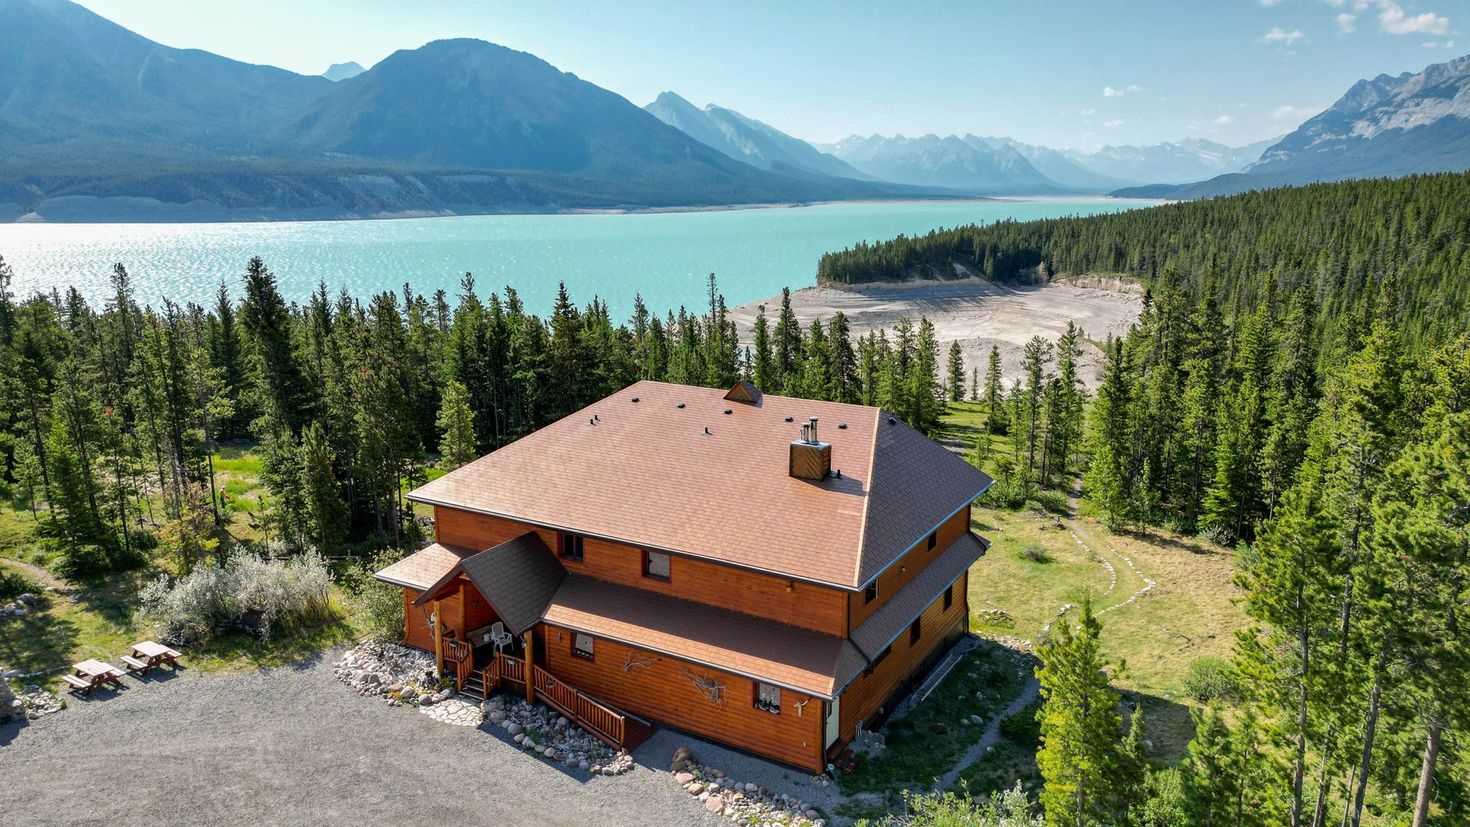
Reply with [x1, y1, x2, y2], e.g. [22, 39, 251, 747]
[432, 597, 444, 676]
[523, 629, 535, 704]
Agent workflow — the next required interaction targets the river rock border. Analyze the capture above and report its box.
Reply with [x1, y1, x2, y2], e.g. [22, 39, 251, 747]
[669, 747, 825, 826]
[482, 693, 630, 775]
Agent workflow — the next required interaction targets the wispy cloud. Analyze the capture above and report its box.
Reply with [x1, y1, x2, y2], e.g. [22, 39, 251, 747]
[1378, 2, 1450, 35]
[1273, 103, 1321, 120]
[1103, 119, 1124, 128]
[1261, 26, 1307, 44]
[1102, 84, 1143, 97]
[1214, 115, 1235, 125]
[1080, 108, 1097, 116]
[1258, 0, 1286, 5]
[1336, 12, 1356, 32]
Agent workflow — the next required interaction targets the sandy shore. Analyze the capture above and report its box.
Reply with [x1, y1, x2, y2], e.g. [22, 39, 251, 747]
[729, 277, 1143, 390]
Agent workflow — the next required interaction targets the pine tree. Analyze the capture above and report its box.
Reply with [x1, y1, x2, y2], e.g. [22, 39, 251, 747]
[1087, 339, 1133, 530]
[945, 341, 966, 404]
[751, 304, 774, 391]
[436, 380, 477, 471]
[982, 345, 1006, 434]
[297, 422, 346, 552]
[240, 257, 313, 433]
[774, 287, 801, 393]
[1036, 594, 1123, 826]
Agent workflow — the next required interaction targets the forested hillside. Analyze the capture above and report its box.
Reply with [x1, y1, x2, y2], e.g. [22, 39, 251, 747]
[0, 261, 962, 572]
[821, 173, 1470, 826]
[818, 172, 1470, 349]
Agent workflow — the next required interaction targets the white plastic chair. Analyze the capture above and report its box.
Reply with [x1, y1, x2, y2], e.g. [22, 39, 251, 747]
[489, 621, 514, 654]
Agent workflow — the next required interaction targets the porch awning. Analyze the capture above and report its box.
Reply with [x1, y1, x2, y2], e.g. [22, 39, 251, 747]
[407, 532, 566, 636]
[847, 531, 988, 665]
[372, 542, 478, 591]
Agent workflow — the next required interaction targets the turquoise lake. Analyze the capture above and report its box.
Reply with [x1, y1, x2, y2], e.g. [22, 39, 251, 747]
[0, 199, 1152, 316]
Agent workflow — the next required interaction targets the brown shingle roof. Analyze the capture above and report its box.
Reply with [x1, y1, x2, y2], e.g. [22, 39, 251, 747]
[848, 532, 988, 664]
[408, 381, 991, 589]
[542, 575, 867, 698]
[373, 542, 476, 590]
[458, 533, 565, 635]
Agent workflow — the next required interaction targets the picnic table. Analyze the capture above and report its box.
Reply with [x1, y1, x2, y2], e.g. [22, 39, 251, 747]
[63, 659, 123, 696]
[122, 640, 181, 676]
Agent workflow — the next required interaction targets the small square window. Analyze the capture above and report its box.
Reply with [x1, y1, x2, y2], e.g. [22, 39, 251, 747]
[909, 617, 923, 645]
[644, 550, 671, 580]
[754, 682, 781, 714]
[863, 582, 878, 604]
[572, 632, 595, 659]
[926, 531, 937, 551]
[943, 584, 954, 611]
[559, 533, 584, 561]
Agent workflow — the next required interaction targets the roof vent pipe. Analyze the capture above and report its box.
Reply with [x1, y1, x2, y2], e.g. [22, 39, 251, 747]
[808, 417, 819, 444]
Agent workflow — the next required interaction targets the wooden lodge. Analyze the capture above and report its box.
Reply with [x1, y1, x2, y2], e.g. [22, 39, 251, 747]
[374, 379, 992, 773]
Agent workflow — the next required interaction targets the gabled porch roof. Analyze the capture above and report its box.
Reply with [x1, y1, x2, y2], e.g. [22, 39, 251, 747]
[403, 532, 566, 636]
[372, 542, 478, 591]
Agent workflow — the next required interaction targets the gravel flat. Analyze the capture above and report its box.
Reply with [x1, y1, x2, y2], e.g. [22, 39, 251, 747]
[0, 654, 728, 826]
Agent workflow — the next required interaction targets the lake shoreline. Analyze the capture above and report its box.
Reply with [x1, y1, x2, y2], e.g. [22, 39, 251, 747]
[3, 194, 1150, 226]
[729, 276, 1144, 389]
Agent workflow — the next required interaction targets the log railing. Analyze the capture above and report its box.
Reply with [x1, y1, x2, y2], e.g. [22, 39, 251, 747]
[531, 664, 626, 748]
[444, 638, 473, 690]
[483, 654, 628, 748]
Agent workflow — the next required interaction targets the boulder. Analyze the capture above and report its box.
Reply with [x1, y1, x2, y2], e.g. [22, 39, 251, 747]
[704, 798, 725, 815]
[672, 745, 694, 764]
[969, 714, 984, 725]
[675, 771, 695, 785]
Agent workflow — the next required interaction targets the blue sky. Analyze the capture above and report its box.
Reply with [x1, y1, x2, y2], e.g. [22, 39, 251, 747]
[76, 0, 1465, 151]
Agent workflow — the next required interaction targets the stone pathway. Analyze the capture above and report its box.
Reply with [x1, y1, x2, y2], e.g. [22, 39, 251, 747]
[419, 697, 482, 727]
[936, 675, 1041, 790]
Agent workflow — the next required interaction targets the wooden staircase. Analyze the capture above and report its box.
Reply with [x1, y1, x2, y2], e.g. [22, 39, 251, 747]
[454, 652, 653, 751]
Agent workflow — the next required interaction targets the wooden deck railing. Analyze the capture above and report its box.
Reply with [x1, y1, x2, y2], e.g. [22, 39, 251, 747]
[444, 638, 473, 690]
[531, 664, 625, 748]
[482, 654, 628, 748]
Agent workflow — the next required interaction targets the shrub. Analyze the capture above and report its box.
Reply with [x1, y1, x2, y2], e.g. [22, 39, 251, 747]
[983, 477, 1033, 510]
[1018, 545, 1051, 564]
[0, 568, 35, 600]
[55, 543, 112, 579]
[137, 551, 334, 645]
[999, 699, 1043, 747]
[1183, 656, 1241, 703]
[343, 549, 406, 642]
[1195, 523, 1234, 547]
[878, 782, 1042, 826]
[1029, 490, 1069, 516]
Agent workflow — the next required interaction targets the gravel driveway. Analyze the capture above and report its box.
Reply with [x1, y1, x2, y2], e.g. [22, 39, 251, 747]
[0, 653, 728, 826]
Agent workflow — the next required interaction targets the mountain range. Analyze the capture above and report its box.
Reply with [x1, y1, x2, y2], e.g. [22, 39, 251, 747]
[0, 0, 920, 221]
[1115, 54, 1470, 199]
[2, 0, 1469, 220]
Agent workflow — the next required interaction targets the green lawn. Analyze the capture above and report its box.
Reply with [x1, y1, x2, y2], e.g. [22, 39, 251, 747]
[0, 442, 382, 686]
[840, 640, 1030, 795]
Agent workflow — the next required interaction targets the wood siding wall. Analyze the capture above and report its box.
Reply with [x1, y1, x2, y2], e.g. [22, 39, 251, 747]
[402, 587, 464, 651]
[434, 506, 848, 635]
[543, 624, 826, 772]
[848, 506, 972, 632]
[838, 570, 968, 743]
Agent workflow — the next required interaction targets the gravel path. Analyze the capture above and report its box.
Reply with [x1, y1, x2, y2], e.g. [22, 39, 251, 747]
[0, 654, 726, 826]
[936, 676, 1040, 790]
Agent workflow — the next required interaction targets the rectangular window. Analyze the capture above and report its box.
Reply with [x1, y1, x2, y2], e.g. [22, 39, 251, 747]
[909, 617, 923, 646]
[754, 682, 781, 714]
[643, 550, 671, 580]
[572, 632, 595, 660]
[943, 583, 954, 611]
[863, 582, 878, 604]
[559, 533, 584, 561]
[926, 530, 937, 551]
